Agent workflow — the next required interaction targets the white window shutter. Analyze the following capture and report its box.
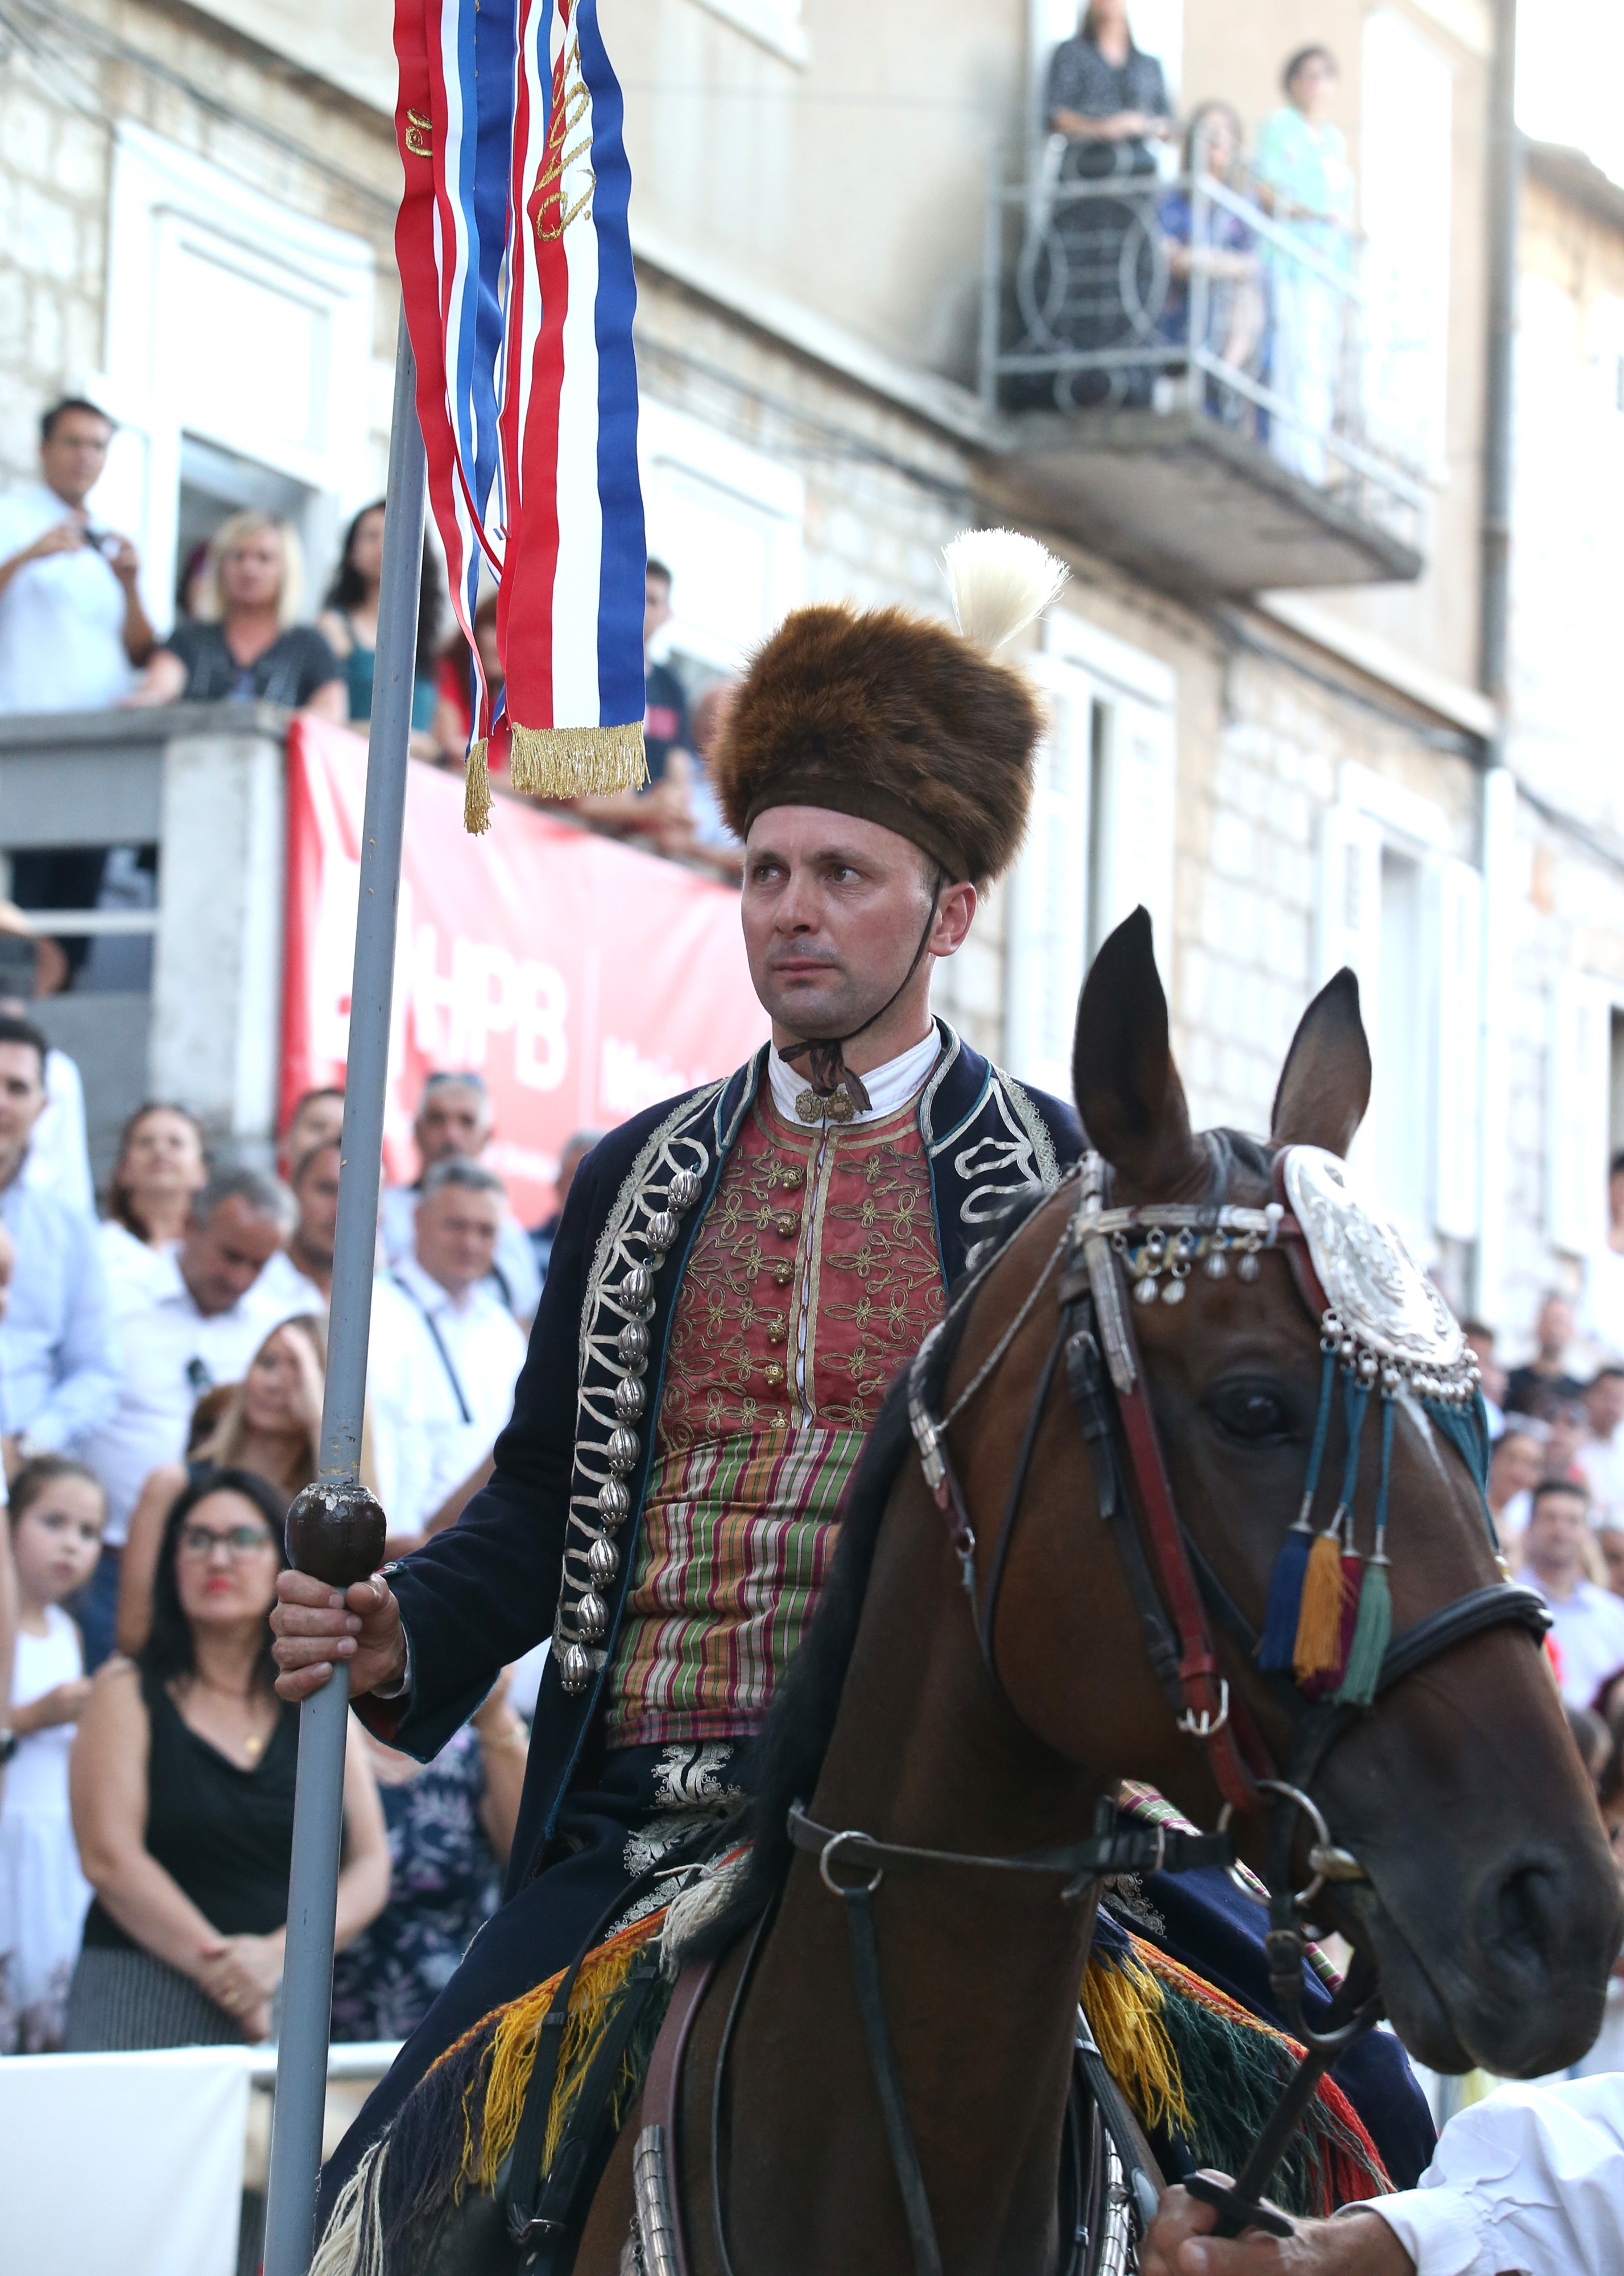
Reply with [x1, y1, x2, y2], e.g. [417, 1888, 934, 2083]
[1093, 692, 1177, 960]
[1431, 856, 1483, 1242]
[1548, 976, 1613, 1256]
[1006, 673, 1088, 1098]
[1316, 805, 1383, 991]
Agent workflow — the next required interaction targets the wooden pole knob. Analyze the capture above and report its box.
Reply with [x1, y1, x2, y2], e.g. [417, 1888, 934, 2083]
[284, 1479, 387, 1590]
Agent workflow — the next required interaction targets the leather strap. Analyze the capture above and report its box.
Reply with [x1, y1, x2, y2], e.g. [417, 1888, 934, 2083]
[1094, 1264, 1266, 1813]
[841, 1882, 943, 2276]
[635, 1958, 718, 2276]
[787, 1799, 1233, 1887]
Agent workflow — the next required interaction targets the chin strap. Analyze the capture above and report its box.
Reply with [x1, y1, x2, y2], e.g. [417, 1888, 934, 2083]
[778, 876, 944, 1110]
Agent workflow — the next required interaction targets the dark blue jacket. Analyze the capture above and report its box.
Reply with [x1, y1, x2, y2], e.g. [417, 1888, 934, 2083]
[371, 1024, 1081, 1892]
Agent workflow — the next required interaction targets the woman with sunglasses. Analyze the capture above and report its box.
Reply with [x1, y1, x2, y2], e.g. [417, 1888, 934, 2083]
[64, 1469, 387, 2048]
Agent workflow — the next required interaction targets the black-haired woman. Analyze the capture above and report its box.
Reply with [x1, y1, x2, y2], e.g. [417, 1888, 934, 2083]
[316, 500, 444, 756]
[64, 1469, 387, 2048]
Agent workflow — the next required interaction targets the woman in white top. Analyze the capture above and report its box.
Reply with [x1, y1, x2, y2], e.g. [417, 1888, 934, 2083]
[97, 1102, 209, 1295]
[0, 1456, 105, 2050]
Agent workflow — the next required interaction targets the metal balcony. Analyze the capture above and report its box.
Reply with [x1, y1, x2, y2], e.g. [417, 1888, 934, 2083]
[978, 150, 1424, 595]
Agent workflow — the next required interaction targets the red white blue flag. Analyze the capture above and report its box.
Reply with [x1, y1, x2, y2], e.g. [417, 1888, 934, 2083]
[394, 0, 647, 831]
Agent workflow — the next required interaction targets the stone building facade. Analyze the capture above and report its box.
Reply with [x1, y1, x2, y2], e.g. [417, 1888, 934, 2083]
[2, 0, 1611, 1356]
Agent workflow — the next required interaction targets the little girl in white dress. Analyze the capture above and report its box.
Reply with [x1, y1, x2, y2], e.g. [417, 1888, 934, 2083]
[1, 1458, 106, 2051]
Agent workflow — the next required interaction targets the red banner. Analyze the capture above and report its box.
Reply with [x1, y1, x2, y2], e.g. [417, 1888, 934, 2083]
[281, 718, 766, 1224]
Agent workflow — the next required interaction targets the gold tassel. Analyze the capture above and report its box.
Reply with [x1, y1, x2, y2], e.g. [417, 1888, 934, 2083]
[464, 740, 491, 835]
[1293, 1529, 1349, 1679]
[507, 720, 648, 798]
[1081, 1949, 1192, 2138]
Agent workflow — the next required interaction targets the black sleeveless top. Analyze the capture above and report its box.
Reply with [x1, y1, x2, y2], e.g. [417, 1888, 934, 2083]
[82, 1664, 300, 1949]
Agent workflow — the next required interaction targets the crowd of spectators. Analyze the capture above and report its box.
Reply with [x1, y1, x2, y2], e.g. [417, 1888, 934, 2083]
[0, 1035, 563, 2056]
[0, 403, 745, 929]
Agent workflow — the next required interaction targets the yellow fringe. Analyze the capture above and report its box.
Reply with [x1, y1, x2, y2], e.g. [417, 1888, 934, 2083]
[464, 740, 492, 835]
[1292, 1530, 1347, 1679]
[506, 720, 647, 798]
[472, 1907, 668, 2191]
[1081, 1947, 1192, 2139]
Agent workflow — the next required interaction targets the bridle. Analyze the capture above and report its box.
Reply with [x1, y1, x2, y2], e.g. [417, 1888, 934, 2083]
[763, 1140, 1552, 2264]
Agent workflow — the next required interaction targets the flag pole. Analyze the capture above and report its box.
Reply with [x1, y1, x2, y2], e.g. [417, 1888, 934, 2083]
[261, 307, 425, 2276]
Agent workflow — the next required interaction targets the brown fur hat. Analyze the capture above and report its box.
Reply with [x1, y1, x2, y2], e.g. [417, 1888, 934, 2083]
[710, 531, 1069, 887]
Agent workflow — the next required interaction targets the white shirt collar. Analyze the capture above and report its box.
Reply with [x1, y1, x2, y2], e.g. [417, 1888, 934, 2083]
[394, 1251, 485, 1320]
[766, 1027, 941, 1127]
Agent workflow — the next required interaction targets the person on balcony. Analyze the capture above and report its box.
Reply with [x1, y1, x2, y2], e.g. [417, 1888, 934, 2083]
[1042, 1, 1173, 409]
[1156, 102, 1265, 428]
[1251, 46, 1356, 486]
[0, 399, 155, 716]
[315, 499, 444, 757]
[126, 513, 347, 722]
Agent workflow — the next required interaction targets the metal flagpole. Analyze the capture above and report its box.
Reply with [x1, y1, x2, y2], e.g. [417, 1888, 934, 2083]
[261, 308, 425, 2276]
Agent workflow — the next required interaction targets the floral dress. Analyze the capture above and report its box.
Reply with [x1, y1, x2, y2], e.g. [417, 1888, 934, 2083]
[330, 1726, 502, 2042]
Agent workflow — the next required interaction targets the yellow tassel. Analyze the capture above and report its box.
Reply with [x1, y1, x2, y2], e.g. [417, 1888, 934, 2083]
[474, 1908, 667, 2189]
[1293, 1529, 1349, 1679]
[506, 720, 647, 798]
[1081, 1949, 1192, 2138]
[464, 740, 491, 835]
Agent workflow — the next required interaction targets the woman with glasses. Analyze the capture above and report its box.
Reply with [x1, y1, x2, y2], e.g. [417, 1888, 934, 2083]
[63, 1469, 387, 2048]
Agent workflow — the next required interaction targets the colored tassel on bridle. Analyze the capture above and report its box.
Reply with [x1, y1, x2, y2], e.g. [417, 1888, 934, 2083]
[1336, 1391, 1396, 1708]
[1294, 1376, 1368, 1681]
[1259, 1351, 1336, 1669]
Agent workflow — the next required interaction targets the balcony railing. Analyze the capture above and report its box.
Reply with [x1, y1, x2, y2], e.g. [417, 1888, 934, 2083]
[978, 141, 1426, 589]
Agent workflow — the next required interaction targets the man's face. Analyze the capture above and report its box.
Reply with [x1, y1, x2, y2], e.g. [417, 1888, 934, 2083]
[644, 572, 672, 648]
[1489, 1430, 1543, 1507]
[180, 1195, 283, 1316]
[741, 806, 968, 1044]
[40, 410, 111, 510]
[1539, 1296, 1574, 1358]
[415, 1081, 491, 1167]
[1589, 1376, 1624, 1437]
[283, 1093, 344, 1173]
[415, 1184, 502, 1295]
[0, 1040, 47, 1184]
[1548, 1402, 1589, 1472]
[294, 1145, 341, 1266]
[1524, 1489, 1590, 1581]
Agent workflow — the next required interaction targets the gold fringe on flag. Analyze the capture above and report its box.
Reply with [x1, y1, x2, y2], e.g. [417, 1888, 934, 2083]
[464, 739, 492, 835]
[506, 720, 648, 799]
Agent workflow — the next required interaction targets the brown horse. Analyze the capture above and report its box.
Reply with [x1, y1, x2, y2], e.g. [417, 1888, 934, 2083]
[366, 913, 1622, 2275]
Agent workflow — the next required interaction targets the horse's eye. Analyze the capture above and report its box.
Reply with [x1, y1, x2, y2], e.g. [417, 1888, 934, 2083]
[1209, 1384, 1292, 1443]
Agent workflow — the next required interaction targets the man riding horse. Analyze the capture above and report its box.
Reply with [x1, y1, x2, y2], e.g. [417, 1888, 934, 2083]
[273, 532, 1431, 2231]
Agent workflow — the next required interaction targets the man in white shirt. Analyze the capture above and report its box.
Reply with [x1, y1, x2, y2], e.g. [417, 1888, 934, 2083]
[0, 921, 93, 1217]
[254, 1138, 338, 1317]
[367, 1158, 527, 1545]
[0, 399, 154, 714]
[1576, 1364, 1624, 1526]
[76, 1165, 299, 1664]
[1520, 1477, 1624, 1706]
[378, 1071, 541, 1325]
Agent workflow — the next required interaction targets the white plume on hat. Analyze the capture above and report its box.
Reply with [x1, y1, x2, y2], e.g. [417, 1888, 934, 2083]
[942, 527, 1070, 655]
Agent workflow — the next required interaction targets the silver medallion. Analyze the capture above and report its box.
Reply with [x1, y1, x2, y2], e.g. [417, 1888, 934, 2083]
[1282, 1146, 1469, 1390]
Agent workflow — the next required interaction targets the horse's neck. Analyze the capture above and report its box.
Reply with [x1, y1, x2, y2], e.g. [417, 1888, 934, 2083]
[718, 1469, 1103, 2273]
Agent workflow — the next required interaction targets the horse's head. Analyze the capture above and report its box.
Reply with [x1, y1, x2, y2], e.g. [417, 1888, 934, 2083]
[976, 908, 1621, 2077]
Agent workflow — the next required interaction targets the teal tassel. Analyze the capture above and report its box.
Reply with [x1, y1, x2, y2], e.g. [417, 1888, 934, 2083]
[1259, 1352, 1336, 1669]
[1335, 1393, 1395, 1708]
[1334, 1558, 1391, 1707]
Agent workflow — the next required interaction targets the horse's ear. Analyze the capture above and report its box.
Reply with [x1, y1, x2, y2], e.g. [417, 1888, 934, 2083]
[1270, 968, 1372, 1158]
[1072, 907, 1204, 1197]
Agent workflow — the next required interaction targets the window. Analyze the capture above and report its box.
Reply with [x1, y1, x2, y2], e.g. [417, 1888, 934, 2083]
[98, 125, 377, 633]
[1006, 612, 1175, 1095]
[1316, 770, 1482, 1257]
[1548, 975, 1617, 1257]
[638, 401, 805, 675]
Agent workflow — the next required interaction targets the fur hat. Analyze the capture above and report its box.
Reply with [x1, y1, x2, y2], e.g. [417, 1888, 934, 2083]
[710, 530, 1069, 886]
